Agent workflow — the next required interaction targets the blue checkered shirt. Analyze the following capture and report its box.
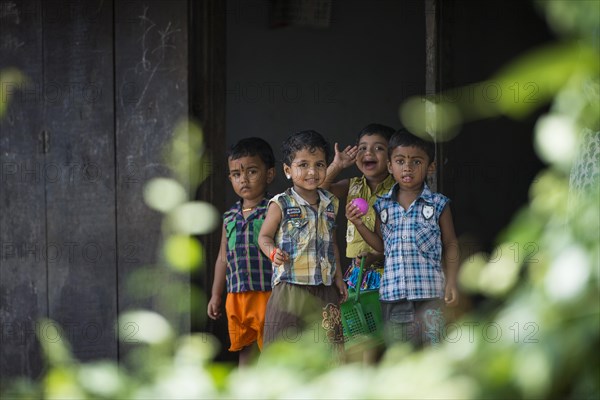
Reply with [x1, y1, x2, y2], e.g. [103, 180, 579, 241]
[223, 197, 273, 293]
[374, 183, 449, 301]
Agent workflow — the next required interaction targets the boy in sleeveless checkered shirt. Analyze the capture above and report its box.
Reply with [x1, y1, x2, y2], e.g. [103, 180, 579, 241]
[207, 138, 275, 366]
[259, 130, 348, 353]
[346, 129, 459, 348]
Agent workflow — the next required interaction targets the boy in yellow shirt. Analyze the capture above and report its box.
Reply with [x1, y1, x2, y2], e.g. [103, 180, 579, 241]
[321, 123, 395, 291]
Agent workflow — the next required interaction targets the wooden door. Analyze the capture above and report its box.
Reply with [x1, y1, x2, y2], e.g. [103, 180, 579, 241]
[1, 0, 192, 380]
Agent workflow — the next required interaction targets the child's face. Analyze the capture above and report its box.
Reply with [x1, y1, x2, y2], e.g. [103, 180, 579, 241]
[388, 145, 435, 190]
[283, 148, 327, 192]
[228, 155, 274, 201]
[356, 133, 389, 179]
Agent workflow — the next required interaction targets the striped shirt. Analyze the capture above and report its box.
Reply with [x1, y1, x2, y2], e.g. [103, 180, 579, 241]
[271, 188, 339, 286]
[374, 183, 449, 301]
[223, 197, 272, 293]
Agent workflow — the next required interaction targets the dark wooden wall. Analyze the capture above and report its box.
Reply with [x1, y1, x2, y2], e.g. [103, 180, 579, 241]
[0, 0, 194, 380]
[436, 0, 553, 253]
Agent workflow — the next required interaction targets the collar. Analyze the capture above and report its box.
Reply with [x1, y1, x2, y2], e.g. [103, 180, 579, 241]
[381, 182, 434, 203]
[358, 174, 396, 195]
[287, 187, 333, 208]
[235, 195, 270, 214]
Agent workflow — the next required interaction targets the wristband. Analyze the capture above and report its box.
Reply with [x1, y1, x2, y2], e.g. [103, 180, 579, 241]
[269, 248, 278, 263]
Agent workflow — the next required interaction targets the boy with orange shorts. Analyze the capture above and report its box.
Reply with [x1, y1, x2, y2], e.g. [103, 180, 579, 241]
[207, 137, 275, 366]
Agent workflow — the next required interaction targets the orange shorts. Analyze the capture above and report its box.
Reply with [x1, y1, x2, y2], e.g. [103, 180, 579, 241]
[225, 291, 271, 351]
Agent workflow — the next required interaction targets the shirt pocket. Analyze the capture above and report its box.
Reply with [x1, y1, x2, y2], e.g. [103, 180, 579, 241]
[286, 218, 309, 242]
[252, 219, 264, 247]
[225, 221, 237, 250]
[381, 223, 400, 249]
[325, 214, 336, 232]
[414, 222, 440, 257]
[388, 301, 415, 324]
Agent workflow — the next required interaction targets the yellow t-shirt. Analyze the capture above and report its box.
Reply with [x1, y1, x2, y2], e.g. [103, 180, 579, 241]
[345, 175, 396, 258]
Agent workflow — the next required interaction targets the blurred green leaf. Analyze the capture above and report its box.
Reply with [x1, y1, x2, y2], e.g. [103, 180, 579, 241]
[118, 310, 173, 345]
[163, 119, 211, 190]
[143, 178, 188, 213]
[0, 68, 27, 118]
[77, 362, 126, 398]
[37, 319, 75, 368]
[491, 42, 599, 119]
[43, 367, 84, 400]
[165, 201, 220, 235]
[164, 235, 204, 272]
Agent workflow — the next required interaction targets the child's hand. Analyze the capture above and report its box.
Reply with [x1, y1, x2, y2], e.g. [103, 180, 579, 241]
[332, 143, 358, 170]
[335, 275, 348, 303]
[207, 295, 222, 320]
[345, 201, 366, 226]
[444, 283, 459, 307]
[356, 252, 379, 269]
[269, 247, 289, 266]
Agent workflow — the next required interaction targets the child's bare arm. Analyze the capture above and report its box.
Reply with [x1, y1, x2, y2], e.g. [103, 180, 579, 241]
[440, 206, 459, 306]
[324, 178, 350, 201]
[320, 143, 357, 198]
[332, 232, 348, 302]
[345, 202, 384, 253]
[258, 203, 287, 265]
[207, 226, 228, 320]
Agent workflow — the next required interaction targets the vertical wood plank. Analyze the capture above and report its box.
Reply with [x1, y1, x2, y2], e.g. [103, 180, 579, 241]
[0, 0, 46, 380]
[425, 0, 439, 191]
[189, 0, 228, 355]
[434, 0, 453, 194]
[114, 0, 190, 344]
[43, 0, 117, 362]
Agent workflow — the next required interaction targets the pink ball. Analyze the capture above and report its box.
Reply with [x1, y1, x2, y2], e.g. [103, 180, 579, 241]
[352, 197, 369, 215]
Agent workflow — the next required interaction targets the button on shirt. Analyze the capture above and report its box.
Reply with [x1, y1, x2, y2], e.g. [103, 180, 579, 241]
[271, 188, 338, 286]
[374, 183, 449, 301]
[223, 197, 272, 293]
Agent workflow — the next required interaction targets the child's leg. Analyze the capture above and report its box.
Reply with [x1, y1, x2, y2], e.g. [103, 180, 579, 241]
[381, 300, 415, 346]
[226, 291, 270, 366]
[263, 283, 344, 364]
[311, 285, 345, 364]
[238, 342, 258, 367]
[263, 283, 310, 346]
[381, 299, 444, 348]
[413, 299, 445, 347]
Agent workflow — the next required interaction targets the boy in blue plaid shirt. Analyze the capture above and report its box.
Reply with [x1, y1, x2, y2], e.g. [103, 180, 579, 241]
[346, 129, 459, 347]
[207, 137, 275, 366]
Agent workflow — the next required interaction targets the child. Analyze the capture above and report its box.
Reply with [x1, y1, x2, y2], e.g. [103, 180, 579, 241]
[258, 130, 348, 348]
[207, 137, 275, 366]
[346, 129, 459, 347]
[321, 123, 396, 292]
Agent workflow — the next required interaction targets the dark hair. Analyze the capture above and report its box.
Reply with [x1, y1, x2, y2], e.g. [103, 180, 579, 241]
[357, 123, 395, 142]
[227, 137, 275, 169]
[388, 128, 435, 163]
[281, 130, 330, 166]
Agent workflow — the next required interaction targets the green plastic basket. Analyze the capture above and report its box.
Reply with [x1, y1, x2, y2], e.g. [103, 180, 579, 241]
[340, 257, 384, 347]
